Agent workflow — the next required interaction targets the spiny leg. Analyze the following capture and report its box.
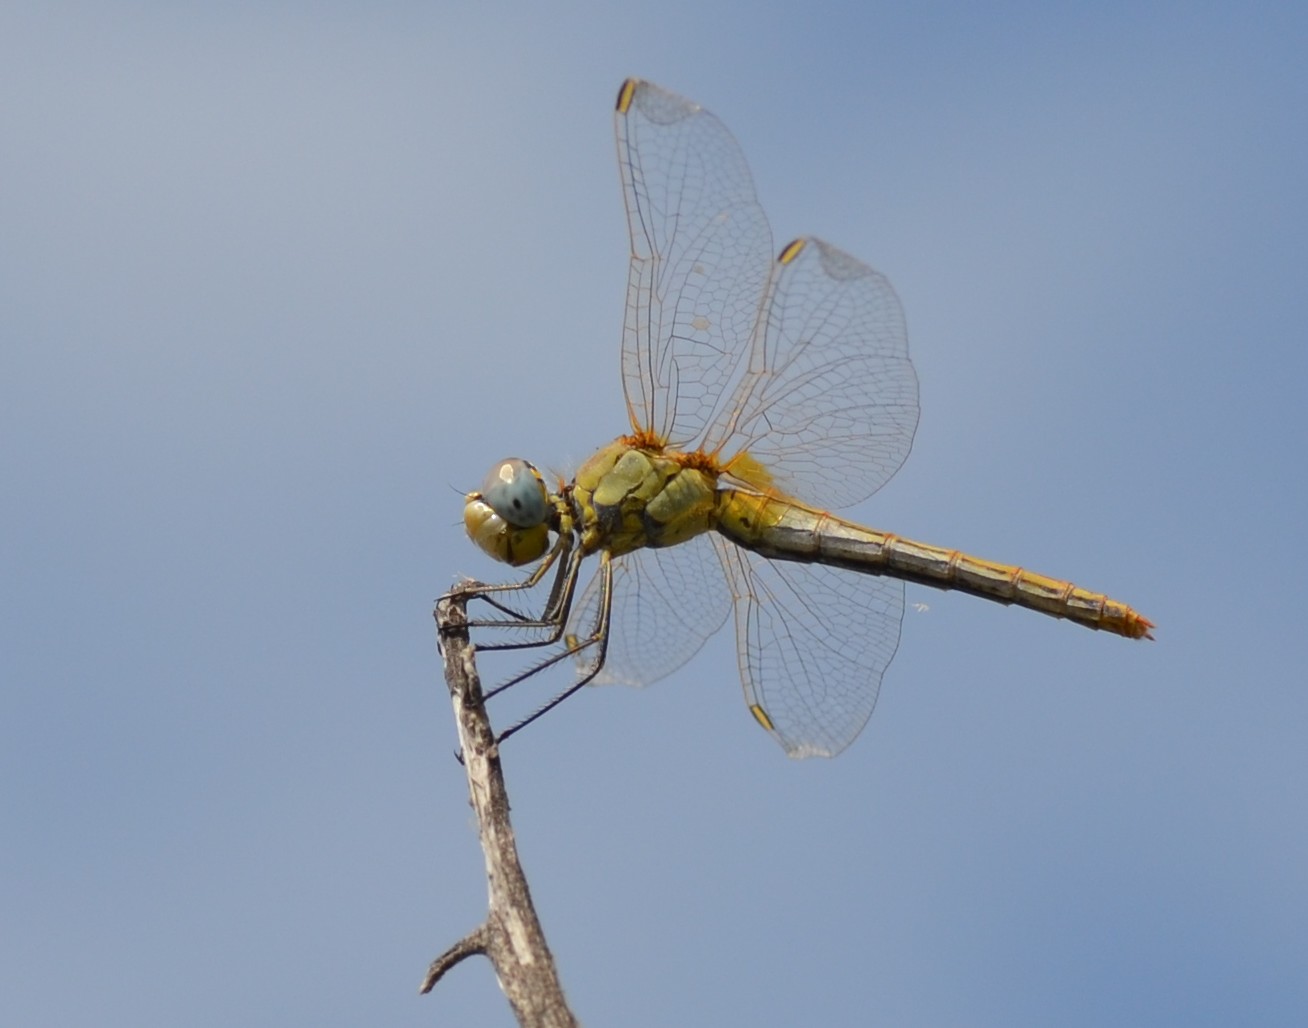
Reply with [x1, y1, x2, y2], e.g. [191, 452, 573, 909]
[472, 542, 588, 655]
[442, 531, 566, 610]
[494, 552, 614, 743]
[442, 532, 578, 642]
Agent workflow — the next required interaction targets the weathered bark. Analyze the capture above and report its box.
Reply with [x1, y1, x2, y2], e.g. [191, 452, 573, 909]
[421, 591, 578, 1027]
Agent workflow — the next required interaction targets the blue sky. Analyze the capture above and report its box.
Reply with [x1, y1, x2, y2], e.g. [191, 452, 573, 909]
[3, 2, 1305, 1025]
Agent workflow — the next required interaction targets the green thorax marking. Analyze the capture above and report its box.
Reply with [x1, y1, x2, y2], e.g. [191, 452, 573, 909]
[571, 439, 719, 557]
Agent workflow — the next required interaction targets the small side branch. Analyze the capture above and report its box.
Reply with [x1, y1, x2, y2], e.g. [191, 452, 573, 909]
[419, 925, 488, 993]
[423, 590, 578, 1028]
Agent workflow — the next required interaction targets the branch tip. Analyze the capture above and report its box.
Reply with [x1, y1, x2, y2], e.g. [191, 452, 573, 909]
[419, 925, 489, 994]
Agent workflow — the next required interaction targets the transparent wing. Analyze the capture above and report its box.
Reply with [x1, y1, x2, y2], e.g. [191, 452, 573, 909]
[569, 533, 733, 686]
[603, 84, 915, 756]
[616, 78, 773, 447]
[707, 237, 919, 511]
[717, 537, 906, 758]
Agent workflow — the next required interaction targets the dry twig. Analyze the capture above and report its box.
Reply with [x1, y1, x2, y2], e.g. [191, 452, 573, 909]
[421, 590, 578, 1027]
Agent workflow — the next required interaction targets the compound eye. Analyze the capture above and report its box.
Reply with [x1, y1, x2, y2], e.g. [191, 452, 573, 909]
[463, 497, 550, 566]
[478, 458, 549, 528]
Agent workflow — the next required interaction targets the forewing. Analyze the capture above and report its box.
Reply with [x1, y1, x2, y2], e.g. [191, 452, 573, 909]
[708, 237, 919, 510]
[615, 79, 773, 447]
[717, 537, 906, 758]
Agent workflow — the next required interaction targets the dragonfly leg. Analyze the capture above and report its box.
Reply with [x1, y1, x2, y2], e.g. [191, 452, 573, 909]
[492, 553, 614, 741]
[470, 543, 587, 654]
[440, 531, 581, 647]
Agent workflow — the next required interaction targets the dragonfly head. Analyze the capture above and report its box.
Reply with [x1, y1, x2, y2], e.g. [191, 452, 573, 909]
[463, 458, 552, 567]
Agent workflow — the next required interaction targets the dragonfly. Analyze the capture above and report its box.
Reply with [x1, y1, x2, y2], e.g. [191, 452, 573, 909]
[450, 78, 1153, 759]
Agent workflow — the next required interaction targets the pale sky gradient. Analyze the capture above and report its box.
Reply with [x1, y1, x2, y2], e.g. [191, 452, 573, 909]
[3, 3, 1306, 1025]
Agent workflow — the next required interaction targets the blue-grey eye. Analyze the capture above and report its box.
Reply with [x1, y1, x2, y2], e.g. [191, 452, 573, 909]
[479, 458, 548, 528]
